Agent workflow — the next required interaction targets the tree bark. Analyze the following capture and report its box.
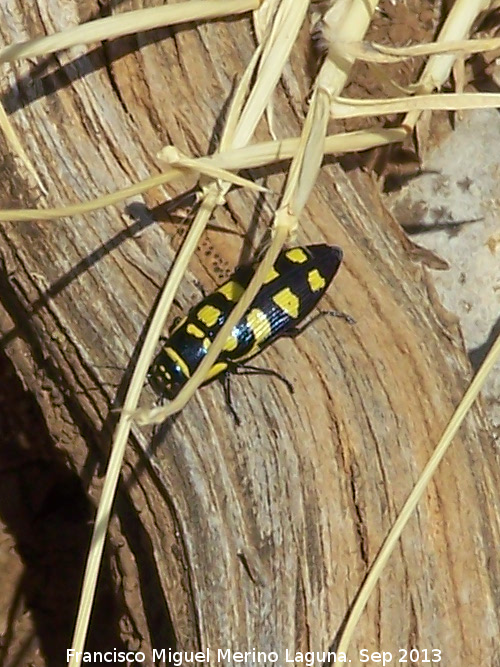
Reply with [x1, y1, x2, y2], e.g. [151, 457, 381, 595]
[0, 2, 499, 665]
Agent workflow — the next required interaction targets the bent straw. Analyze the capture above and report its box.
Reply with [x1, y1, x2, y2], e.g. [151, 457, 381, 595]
[348, 35, 500, 63]
[331, 91, 500, 118]
[68, 1, 308, 661]
[0, 127, 408, 222]
[334, 0, 497, 656]
[0, 0, 260, 63]
[336, 335, 500, 658]
[133, 0, 310, 425]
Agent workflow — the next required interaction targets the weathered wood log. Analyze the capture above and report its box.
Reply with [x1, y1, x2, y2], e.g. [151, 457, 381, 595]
[0, 3, 499, 665]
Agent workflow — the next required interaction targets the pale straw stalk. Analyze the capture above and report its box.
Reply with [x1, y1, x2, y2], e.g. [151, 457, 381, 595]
[69, 1, 308, 661]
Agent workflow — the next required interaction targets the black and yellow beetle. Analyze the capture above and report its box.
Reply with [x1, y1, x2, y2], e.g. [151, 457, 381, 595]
[148, 244, 346, 421]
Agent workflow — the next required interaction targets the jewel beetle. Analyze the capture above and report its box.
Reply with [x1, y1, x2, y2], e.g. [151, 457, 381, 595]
[148, 244, 346, 421]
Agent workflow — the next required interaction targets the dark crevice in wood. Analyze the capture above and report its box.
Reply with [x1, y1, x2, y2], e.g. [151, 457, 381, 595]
[349, 464, 369, 568]
[114, 491, 178, 653]
[0, 351, 126, 666]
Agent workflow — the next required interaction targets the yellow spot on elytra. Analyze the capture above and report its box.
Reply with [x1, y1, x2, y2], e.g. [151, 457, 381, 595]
[218, 280, 244, 302]
[263, 267, 279, 284]
[308, 268, 326, 292]
[246, 308, 272, 342]
[203, 338, 211, 351]
[222, 334, 238, 352]
[197, 304, 221, 328]
[204, 361, 228, 381]
[165, 347, 190, 379]
[187, 323, 205, 338]
[286, 248, 308, 264]
[272, 288, 300, 318]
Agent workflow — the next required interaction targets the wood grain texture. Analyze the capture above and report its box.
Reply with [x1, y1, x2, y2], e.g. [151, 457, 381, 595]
[0, 1, 499, 665]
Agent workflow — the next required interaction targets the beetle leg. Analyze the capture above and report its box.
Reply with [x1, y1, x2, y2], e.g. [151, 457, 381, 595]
[220, 371, 241, 426]
[234, 363, 294, 395]
[284, 309, 355, 338]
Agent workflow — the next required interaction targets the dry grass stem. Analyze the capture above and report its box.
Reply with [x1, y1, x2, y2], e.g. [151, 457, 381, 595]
[215, 41, 264, 147]
[0, 0, 260, 194]
[253, 0, 281, 138]
[232, 0, 310, 148]
[213, 126, 410, 168]
[157, 146, 269, 193]
[289, 0, 379, 220]
[0, 0, 260, 64]
[68, 187, 224, 667]
[0, 101, 45, 191]
[404, 0, 492, 130]
[336, 334, 500, 659]
[253, 0, 280, 42]
[135, 0, 310, 426]
[0, 127, 410, 223]
[70, 2, 308, 659]
[331, 91, 500, 118]
[347, 35, 500, 63]
[334, 0, 497, 657]
[0, 168, 185, 221]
